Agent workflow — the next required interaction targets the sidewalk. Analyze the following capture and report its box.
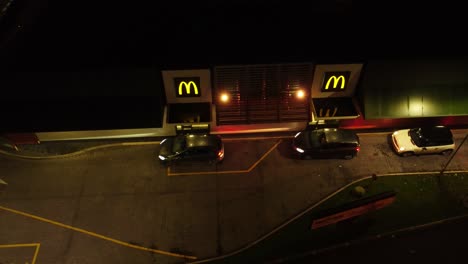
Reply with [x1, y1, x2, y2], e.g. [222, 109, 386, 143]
[0, 137, 166, 157]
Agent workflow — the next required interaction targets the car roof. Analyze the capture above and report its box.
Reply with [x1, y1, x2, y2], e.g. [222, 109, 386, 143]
[418, 126, 453, 140]
[321, 128, 359, 144]
[184, 134, 222, 148]
[301, 128, 358, 144]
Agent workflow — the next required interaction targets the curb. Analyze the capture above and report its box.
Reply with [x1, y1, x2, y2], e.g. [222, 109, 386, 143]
[0, 141, 161, 159]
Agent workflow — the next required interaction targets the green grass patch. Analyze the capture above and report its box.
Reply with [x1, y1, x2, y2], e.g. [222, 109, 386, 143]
[211, 172, 468, 263]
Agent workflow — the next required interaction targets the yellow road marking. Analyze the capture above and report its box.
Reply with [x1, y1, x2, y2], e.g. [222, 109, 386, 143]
[246, 140, 282, 172]
[168, 140, 282, 176]
[0, 243, 40, 264]
[0, 206, 197, 260]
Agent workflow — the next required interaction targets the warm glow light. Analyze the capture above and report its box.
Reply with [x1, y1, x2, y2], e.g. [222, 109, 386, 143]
[296, 89, 305, 99]
[220, 93, 229, 103]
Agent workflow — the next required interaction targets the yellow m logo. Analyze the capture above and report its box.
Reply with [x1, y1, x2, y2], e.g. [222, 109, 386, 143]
[178, 81, 199, 95]
[325, 75, 345, 90]
[319, 107, 338, 117]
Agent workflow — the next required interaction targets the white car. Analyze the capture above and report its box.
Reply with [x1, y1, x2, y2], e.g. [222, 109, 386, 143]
[391, 126, 455, 157]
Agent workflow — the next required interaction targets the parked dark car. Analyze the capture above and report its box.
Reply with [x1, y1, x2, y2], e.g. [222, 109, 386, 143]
[158, 133, 224, 165]
[292, 128, 360, 160]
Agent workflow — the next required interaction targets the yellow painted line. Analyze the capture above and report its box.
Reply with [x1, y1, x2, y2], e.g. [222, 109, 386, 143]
[167, 140, 282, 176]
[0, 243, 40, 264]
[0, 243, 39, 248]
[0, 205, 197, 260]
[247, 140, 282, 172]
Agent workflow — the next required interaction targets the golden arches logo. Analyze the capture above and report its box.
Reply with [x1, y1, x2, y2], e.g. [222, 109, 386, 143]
[325, 75, 346, 90]
[319, 107, 338, 117]
[178, 81, 199, 95]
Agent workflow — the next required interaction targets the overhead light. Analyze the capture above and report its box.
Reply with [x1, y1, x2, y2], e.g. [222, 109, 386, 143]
[220, 93, 229, 103]
[296, 89, 305, 99]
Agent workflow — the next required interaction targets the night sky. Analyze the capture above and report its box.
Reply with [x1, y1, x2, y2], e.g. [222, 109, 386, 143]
[1, 1, 468, 132]
[2, 1, 467, 71]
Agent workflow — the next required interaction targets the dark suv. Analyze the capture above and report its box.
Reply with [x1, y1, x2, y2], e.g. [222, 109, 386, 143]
[158, 133, 224, 165]
[292, 128, 360, 160]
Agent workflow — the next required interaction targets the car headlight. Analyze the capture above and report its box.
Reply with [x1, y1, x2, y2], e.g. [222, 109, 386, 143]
[399, 147, 405, 151]
[158, 155, 166, 160]
[295, 147, 304, 153]
[294, 132, 301, 138]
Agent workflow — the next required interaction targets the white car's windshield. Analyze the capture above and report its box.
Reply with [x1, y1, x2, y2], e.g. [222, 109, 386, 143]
[409, 128, 424, 147]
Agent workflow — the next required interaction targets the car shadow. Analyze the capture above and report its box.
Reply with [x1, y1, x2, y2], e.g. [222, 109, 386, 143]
[277, 138, 357, 160]
[277, 138, 302, 160]
[386, 132, 404, 156]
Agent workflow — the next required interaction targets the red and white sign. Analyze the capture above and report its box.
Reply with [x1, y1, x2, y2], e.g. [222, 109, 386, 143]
[311, 195, 396, 230]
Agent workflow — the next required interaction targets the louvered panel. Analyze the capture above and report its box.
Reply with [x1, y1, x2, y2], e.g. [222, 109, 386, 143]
[214, 63, 313, 125]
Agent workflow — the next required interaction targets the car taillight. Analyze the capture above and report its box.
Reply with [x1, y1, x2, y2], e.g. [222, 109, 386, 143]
[356, 146, 360, 152]
[218, 150, 224, 158]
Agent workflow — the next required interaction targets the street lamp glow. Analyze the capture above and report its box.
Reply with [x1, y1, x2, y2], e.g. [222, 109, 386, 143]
[220, 93, 229, 103]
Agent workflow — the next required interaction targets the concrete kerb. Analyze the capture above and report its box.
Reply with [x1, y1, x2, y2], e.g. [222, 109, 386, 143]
[0, 141, 161, 160]
[188, 170, 468, 264]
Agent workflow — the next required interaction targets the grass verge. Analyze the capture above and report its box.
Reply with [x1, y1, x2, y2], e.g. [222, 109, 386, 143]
[210, 172, 468, 263]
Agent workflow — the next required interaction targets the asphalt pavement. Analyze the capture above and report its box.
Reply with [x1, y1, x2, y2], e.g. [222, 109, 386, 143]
[2, 129, 468, 262]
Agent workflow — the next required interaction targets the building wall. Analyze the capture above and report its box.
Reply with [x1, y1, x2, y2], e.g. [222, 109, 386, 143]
[361, 58, 468, 119]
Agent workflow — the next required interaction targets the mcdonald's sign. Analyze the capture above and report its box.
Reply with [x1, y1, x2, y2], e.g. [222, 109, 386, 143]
[321, 71, 350, 92]
[318, 107, 338, 117]
[174, 77, 201, 97]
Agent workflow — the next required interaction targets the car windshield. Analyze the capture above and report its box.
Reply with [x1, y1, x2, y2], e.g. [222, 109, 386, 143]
[172, 136, 187, 153]
[308, 131, 324, 148]
[408, 128, 424, 147]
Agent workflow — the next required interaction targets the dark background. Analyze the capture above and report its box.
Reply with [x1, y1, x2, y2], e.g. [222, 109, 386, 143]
[1, 1, 467, 132]
[4, 0, 467, 69]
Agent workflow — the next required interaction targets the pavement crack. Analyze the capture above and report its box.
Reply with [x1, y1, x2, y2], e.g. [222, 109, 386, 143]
[62, 167, 88, 259]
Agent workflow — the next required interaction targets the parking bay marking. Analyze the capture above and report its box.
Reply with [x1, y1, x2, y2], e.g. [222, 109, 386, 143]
[0, 206, 197, 260]
[0, 243, 40, 264]
[167, 140, 282, 176]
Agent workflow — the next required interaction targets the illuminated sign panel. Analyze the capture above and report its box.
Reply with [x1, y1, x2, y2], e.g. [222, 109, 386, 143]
[321, 71, 351, 92]
[318, 107, 338, 117]
[174, 77, 201, 97]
